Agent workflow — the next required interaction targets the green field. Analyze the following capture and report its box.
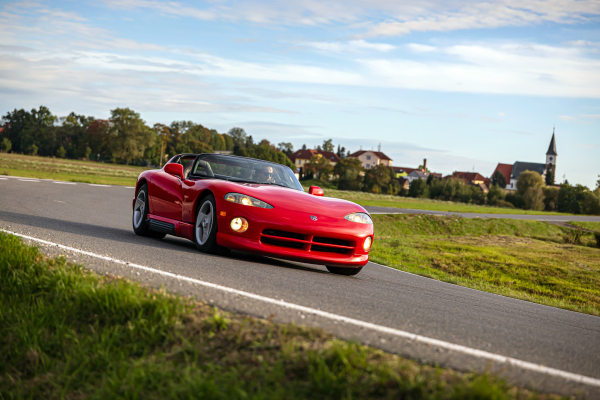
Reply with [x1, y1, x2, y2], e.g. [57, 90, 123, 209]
[0, 232, 561, 399]
[569, 221, 600, 231]
[371, 214, 600, 316]
[0, 153, 151, 186]
[310, 186, 573, 216]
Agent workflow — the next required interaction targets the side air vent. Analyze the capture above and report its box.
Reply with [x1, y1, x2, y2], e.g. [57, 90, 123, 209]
[148, 219, 176, 235]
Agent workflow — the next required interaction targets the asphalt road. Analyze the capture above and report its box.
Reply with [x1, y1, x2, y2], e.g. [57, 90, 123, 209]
[1, 176, 599, 396]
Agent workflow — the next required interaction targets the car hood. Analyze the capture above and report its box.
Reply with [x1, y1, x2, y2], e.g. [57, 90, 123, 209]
[223, 182, 367, 216]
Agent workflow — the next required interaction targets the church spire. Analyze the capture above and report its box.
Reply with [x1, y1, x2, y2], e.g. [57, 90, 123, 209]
[546, 129, 557, 156]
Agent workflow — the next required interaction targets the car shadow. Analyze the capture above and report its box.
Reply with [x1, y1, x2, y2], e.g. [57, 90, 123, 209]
[0, 210, 329, 274]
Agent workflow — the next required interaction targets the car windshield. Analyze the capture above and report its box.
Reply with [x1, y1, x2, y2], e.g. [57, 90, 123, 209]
[190, 154, 304, 191]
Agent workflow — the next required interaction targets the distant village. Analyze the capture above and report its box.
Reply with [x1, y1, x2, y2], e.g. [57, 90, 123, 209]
[289, 131, 559, 193]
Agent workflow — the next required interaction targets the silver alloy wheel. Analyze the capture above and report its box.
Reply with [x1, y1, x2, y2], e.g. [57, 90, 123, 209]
[133, 189, 145, 228]
[196, 200, 213, 245]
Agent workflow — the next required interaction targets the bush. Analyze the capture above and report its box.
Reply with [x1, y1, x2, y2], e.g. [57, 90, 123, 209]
[505, 192, 524, 209]
[486, 184, 505, 206]
[56, 146, 66, 158]
[558, 183, 600, 215]
[563, 228, 584, 245]
[516, 170, 545, 196]
[408, 178, 429, 198]
[495, 200, 515, 209]
[523, 187, 545, 211]
[543, 187, 559, 211]
[0, 138, 11, 153]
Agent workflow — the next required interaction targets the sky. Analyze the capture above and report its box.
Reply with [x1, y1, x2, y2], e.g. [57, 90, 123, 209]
[0, 0, 599, 187]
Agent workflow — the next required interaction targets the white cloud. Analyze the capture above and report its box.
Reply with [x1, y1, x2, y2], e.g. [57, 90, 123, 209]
[360, 43, 600, 97]
[498, 112, 506, 117]
[364, 0, 600, 37]
[97, 0, 600, 38]
[558, 115, 575, 121]
[580, 114, 600, 118]
[303, 40, 395, 53]
[407, 43, 437, 53]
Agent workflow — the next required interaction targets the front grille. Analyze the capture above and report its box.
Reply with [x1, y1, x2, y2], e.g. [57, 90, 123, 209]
[262, 229, 304, 240]
[311, 245, 350, 254]
[313, 236, 351, 247]
[260, 229, 354, 257]
[262, 236, 304, 249]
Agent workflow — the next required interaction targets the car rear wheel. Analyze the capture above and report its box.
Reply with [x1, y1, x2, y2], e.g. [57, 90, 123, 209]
[326, 266, 363, 276]
[133, 184, 166, 239]
[194, 194, 229, 255]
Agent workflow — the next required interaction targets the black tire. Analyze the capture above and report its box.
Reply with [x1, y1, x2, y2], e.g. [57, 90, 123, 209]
[132, 184, 166, 239]
[326, 266, 363, 276]
[194, 194, 229, 255]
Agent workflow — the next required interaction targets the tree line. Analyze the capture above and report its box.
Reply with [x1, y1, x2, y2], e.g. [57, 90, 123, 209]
[0, 106, 294, 168]
[303, 140, 600, 215]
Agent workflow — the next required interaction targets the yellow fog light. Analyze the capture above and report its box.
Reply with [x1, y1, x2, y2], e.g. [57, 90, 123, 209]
[363, 237, 372, 252]
[230, 217, 249, 233]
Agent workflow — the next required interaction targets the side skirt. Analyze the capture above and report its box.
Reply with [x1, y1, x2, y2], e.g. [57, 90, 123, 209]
[147, 214, 195, 241]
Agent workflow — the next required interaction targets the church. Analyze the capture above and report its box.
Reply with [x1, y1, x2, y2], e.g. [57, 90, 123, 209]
[492, 130, 557, 190]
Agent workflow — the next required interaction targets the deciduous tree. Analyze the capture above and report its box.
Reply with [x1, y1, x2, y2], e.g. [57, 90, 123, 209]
[491, 170, 507, 188]
[109, 108, 155, 165]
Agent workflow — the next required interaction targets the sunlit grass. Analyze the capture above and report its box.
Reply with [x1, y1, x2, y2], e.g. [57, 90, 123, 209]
[0, 153, 151, 186]
[371, 214, 600, 316]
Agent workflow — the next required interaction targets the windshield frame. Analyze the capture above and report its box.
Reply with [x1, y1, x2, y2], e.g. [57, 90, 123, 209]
[187, 153, 304, 191]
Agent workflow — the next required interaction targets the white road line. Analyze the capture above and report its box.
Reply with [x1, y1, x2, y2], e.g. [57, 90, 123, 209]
[2, 229, 600, 389]
[88, 184, 110, 187]
[54, 181, 77, 185]
[18, 179, 40, 182]
[0, 177, 7, 180]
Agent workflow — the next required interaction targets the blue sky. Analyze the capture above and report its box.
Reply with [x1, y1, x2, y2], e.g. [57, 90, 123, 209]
[1, 0, 599, 187]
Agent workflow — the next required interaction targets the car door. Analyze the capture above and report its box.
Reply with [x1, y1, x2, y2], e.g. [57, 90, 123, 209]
[150, 156, 195, 221]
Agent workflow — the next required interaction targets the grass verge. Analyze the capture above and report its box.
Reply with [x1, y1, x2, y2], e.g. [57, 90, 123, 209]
[0, 231, 561, 399]
[371, 214, 600, 316]
[0, 153, 150, 186]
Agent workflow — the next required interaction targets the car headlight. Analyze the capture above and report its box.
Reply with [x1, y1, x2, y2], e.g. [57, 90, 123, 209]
[344, 212, 373, 224]
[225, 193, 273, 209]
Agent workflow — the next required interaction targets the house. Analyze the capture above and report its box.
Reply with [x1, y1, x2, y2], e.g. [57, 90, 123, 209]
[407, 170, 430, 183]
[288, 149, 339, 170]
[443, 172, 490, 192]
[446, 172, 487, 184]
[348, 150, 392, 169]
[392, 166, 420, 178]
[492, 131, 557, 190]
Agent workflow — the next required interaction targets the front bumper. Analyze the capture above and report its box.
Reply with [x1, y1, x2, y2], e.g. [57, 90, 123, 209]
[214, 197, 373, 268]
[217, 232, 369, 267]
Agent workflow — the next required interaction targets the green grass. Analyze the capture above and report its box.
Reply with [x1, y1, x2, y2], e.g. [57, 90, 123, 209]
[569, 221, 600, 231]
[0, 232, 561, 400]
[314, 187, 573, 216]
[371, 214, 600, 316]
[0, 153, 151, 186]
[300, 178, 337, 189]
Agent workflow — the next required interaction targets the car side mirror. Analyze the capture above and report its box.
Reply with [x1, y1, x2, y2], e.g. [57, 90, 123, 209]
[308, 186, 324, 196]
[164, 163, 183, 179]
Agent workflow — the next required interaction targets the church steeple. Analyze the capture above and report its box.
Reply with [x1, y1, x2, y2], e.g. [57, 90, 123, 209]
[546, 127, 557, 156]
[545, 128, 557, 185]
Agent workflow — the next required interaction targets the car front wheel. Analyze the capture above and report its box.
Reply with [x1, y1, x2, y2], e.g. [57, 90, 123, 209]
[326, 266, 363, 276]
[194, 194, 228, 255]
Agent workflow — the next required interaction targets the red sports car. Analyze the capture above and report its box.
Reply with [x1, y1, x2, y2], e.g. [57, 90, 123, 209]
[132, 153, 374, 276]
